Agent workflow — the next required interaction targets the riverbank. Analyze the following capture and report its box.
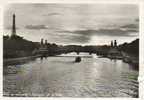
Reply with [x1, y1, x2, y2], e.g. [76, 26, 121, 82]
[3, 55, 41, 66]
[121, 52, 139, 68]
[106, 51, 139, 70]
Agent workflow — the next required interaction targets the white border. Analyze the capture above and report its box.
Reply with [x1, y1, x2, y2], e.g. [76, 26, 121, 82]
[0, 0, 143, 100]
[139, 2, 144, 99]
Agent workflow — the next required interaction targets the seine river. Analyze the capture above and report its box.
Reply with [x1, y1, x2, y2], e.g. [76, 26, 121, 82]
[3, 53, 138, 97]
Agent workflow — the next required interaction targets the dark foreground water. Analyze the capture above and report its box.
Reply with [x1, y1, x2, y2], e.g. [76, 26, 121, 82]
[3, 53, 138, 97]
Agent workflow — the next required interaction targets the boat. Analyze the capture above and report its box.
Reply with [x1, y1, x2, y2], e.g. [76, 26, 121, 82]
[75, 56, 81, 62]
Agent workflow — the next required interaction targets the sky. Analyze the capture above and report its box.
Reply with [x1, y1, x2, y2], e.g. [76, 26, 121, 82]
[4, 3, 139, 45]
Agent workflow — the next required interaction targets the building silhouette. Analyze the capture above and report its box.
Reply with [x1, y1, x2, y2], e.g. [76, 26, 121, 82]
[114, 40, 117, 47]
[9, 14, 23, 40]
[41, 38, 44, 45]
[111, 41, 113, 47]
[111, 40, 117, 47]
[11, 14, 16, 37]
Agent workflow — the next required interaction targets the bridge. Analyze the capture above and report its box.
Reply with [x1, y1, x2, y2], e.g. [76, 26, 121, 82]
[32, 38, 121, 58]
[33, 45, 121, 59]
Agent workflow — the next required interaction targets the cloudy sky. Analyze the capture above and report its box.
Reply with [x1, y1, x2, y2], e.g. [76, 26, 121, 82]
[4, 4, 139, 45]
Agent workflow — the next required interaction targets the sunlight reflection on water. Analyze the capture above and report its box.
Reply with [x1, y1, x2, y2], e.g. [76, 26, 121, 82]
[3, 53, 138, 97]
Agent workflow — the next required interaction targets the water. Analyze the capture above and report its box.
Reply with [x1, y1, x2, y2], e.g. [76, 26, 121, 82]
[3, 52, 138, 97]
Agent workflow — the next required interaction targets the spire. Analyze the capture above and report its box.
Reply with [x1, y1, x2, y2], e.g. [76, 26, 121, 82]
[114, 40, 117, 47]
[11, 14, 16, 37]
[45, 40, 47, 45]
[111, 41, 113, 47]
[41, 38, 44, 45]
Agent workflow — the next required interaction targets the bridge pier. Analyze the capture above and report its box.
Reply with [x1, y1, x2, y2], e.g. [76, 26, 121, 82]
[89, 52, 92, 55]
[76, 52, 80, 55]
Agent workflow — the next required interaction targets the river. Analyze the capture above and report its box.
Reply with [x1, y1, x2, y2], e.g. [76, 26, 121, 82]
[3, 52, 138, 97]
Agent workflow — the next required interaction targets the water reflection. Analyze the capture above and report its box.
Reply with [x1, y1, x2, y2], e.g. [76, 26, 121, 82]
[3, 53, 138, 97]
[4, 57, 37, 66]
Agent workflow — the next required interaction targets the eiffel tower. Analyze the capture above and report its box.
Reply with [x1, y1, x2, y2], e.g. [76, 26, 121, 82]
[11, 14, 16, 37]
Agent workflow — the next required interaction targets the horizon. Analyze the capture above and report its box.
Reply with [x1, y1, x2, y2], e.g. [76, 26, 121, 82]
[3, 34, 138, 47]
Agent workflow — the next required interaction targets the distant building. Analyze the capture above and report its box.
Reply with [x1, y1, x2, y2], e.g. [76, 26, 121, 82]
[111, 41, 113, 47]
[114, 40, 117, 47]
[45, 40, 48, 48]
[45, 40, 47, 45]
[41, 38, 44, 45]
[108, 40, 121, 59]
[10, 14, 23, 40]
[40, 39, 48, 48]
[111, 40, 117, 48]
[39, 38, 49, 55]
[11, 14, 16, 37]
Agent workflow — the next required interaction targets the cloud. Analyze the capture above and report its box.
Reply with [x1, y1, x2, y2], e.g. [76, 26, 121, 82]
[96, 28, 138, 36]
[56, 25, 138, 44]
[25, 25, 48, 30]
[68, 35, 90, 43]
[5, 26, 19, 30]
[50, 31, 90, 43]
[120, 23, 139, 33]
[120, 24, 138, 29]
[43, 12, 62, 16]
[60, 27, 138, 37]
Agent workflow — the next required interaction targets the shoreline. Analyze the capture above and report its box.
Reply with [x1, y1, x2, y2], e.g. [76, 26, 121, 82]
[4, 55, 41, 62]
[3, 55, 41, 66]
[3, 53, 139, 68]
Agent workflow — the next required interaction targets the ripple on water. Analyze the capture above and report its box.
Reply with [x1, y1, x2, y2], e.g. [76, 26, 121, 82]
[3, 54, 138, 97]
